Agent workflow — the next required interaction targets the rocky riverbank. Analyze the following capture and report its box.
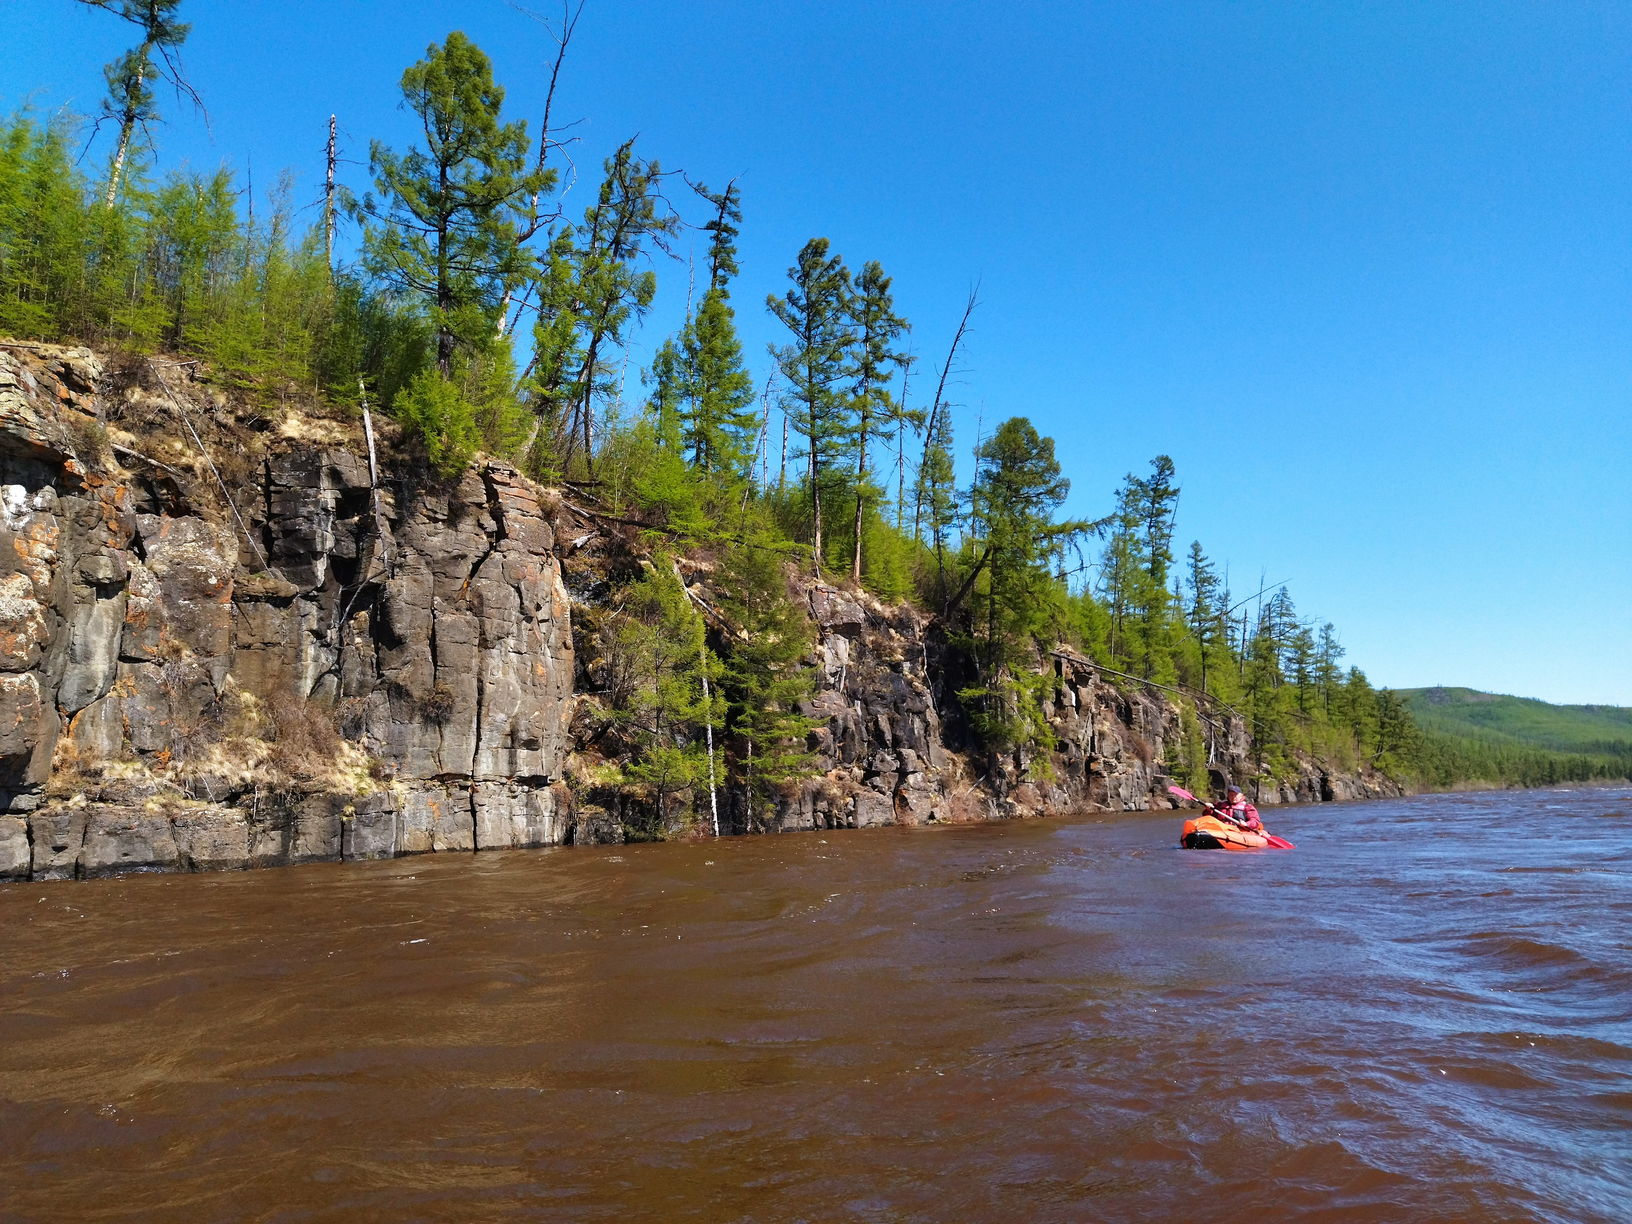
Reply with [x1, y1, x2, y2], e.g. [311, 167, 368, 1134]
[0, 342, 1400, 880]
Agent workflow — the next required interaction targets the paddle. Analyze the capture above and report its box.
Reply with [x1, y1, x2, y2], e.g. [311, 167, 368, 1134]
[1166, 784, 1294, 849]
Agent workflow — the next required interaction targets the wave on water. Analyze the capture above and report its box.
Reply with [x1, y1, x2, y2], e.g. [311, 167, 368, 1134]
[1454, 931, 1591, 968]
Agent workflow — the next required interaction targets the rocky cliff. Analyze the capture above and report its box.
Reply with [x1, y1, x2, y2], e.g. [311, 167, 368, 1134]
[0, 344, 579, 879]
[0, 343, 1399, 881]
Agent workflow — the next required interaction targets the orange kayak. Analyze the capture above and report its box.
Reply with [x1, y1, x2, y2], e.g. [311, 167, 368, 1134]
[1180, 813, 1291, 851]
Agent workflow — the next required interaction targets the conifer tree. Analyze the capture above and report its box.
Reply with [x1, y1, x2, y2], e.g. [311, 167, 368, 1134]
[695, 178, 741, 294]
[543, 139, 678, 474]
[1134, 455, 1180, 681]
[957, 417, 1087, 755]
[524, 224, 584, 470]
[1184, 540, 1226, 696]
[1098, 476, 1143, 668]
[605, 560, 722, 838]
[645, 334, 686, 451]
[915, 288, 977, 586]
[0, 117, 84, 339]
[680, 288, 757, 475]
[149, 167, 238, 349]
[846, 260, 911, 584]
[767, 238, 854, 572]
[1315, 623, 1346, 715]
[889, 355, 923, 533]
[914, 398, 958, 589]
[78, 0, 195, 207]
[714, 540, 818, 829]
[669, 181, 756, 475]
[357, 32, 545, 379]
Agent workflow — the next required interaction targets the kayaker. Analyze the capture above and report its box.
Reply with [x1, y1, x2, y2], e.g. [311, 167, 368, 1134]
[1213, 785, 1262, 832]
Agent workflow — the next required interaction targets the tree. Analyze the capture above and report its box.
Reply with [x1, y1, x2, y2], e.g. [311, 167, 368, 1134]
[1136, 456, 1180, 680]
[541, 139, 678, 475]
[603, 560, 721, 838]
[914, 392, 957, 596]
[645, 333, 686, 451]
[0, 116, 84, 340]
[1372, 688, 1420, 774]
[889, 354, 923, 534]
[356, 31, 546, 379]
[695, 177, 741, 295]
[714, 540, 818, 829]
[524, 224, 584, 470]
[767, 238, 854, 572]
[78, 0, 196, 207]
[672, 180, 755, 476]
[957, 417, 1088, 756]
[148, 167, 238, 350]
[1184, 540, 1226, 696]
[915, 288, 977, 586]
[680, 288, 757, 475]
[1097, 475, 1142, 668]
[846, 259, 910, 583]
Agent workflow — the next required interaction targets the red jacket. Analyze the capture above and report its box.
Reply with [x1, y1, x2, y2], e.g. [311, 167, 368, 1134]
[1218, 796, 1261, 831]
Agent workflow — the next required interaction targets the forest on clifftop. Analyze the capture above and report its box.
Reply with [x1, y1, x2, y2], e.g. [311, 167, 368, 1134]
[2, 2, 1613, 817]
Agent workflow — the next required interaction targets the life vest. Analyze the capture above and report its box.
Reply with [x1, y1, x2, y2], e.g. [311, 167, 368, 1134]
[1220, 797, 1260, 829]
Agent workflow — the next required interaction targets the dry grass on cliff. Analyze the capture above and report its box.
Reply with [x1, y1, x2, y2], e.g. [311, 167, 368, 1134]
[48, 684, 388, 808]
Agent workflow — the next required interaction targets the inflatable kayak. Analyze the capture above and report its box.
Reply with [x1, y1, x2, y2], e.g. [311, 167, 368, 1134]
[1180, 812, 1291, 851]
[1168, 784, 1293, 850]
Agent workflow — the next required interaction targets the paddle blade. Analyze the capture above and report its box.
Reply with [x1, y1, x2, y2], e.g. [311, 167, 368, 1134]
[1264, 835, 1295, 849]
[1166, 785, 1198, 802]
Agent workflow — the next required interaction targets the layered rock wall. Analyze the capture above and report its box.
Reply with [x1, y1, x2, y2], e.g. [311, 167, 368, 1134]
[0, 343, 1399, 882]
[0, 346, 575, 880]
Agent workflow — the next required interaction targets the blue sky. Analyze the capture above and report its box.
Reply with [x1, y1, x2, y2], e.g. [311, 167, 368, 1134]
[5, 0, 1629, 704]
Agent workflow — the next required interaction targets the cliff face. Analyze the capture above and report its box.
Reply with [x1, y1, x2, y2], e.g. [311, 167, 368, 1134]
[0, 344, 1398, 882]
[0, 345, 577, 880]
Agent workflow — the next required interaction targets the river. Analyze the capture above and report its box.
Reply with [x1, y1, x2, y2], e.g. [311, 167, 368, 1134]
[2, 787, 1628, 1222]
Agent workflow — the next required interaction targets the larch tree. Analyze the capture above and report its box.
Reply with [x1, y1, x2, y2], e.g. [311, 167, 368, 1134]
[678, 179, 756, 476]
[356, 31, 546, 380]
[846, 260, 910, 584]
[1184, 540, 1224, 696]
[545, 138, 678, 475]
[78, 0, 196, 206]
[915, 287, 977, 589]
[1134, 454, 1181, 682]
[958, 417, 1086, 756]
[767, 237, 855, 573]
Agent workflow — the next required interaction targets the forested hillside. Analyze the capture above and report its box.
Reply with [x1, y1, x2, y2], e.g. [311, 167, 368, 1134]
[0, 2, 1543, 814]
[1402, 688, 1632, 788]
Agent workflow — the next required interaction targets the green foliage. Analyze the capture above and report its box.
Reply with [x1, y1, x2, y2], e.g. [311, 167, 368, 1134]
[0, 115, 84, 340]
[599, 558, 722, 838]
[2, 28, 1530, 802]
[695, 178, 742, 294]
[1399, 687, 1632, 786]
[1169, 699, 1211, 796]
[79, 0, 191, 204]
[714, 538, 820, 828]
[357, 31, 548, 377]
[768, 237, 855, 570]
[537, 139, 678, 476]
[846, 259, 911, 583]
[680, 288, 758, 475]
[393, 368, 482, 476]
[913, 393, 957, 596]
[953, 417, 1088, 760]
[1097, 456, 1178, 680]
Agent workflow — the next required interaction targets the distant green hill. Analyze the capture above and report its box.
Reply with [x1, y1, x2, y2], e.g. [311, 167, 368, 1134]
[1399, 687, 1632, 787]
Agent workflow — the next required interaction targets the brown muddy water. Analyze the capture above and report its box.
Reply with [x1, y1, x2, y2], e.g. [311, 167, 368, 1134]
[2, 787, 1629, 1223]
